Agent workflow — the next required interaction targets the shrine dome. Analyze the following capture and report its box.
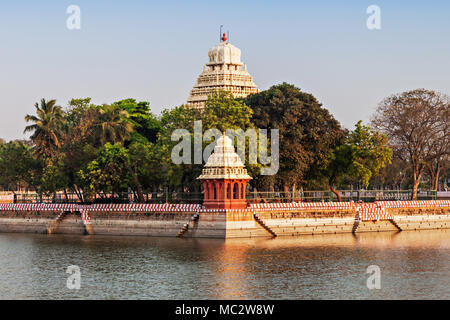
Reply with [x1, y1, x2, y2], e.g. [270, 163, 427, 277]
[207, 41, 242, 66]
[198, 135, 251, 180]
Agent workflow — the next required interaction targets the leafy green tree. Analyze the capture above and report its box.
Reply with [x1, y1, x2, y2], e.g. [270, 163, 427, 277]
[246, 83, 345, 194]
[203, 91, 253, 131]
[59, 143, 97, 202]
[158, 91, 257, 193]
[96, 104, 133, 145]
[324, 121, 392, 201]
[113, 99, 161, 143]
[347, 121, 392, 187]
[55, 98, 156, 202]
[0, 141, 43, 192]
[202, 91, 260, 182]
[78, 143, 131, 200]
[157, 105, 194, 191]
[63, 98, 94, 132]
[127, 142, 166, 202]
[24, 98, 64, 158]
[56, 100, 101, 201]
[40, 158, 70, 196]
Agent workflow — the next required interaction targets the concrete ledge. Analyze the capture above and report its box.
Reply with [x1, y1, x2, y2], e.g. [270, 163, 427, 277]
[0, 207, 449, 238]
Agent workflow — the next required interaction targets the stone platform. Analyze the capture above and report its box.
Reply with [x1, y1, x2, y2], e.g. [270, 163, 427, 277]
[0, 202, 449, 239]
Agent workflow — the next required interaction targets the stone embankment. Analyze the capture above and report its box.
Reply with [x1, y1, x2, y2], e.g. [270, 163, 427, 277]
[0, 201, 448, 238]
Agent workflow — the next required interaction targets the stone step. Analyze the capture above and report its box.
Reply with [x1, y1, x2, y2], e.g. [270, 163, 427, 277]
[177, 212, 200, 238]
[253, 213, 277, 238]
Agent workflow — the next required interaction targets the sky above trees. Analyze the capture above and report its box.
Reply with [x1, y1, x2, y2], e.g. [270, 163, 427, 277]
[1, 0, 450, 141]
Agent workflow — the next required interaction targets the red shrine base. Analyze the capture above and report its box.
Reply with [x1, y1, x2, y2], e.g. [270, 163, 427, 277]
[201, 179, 249, 210]
[203, 199, 248, 210]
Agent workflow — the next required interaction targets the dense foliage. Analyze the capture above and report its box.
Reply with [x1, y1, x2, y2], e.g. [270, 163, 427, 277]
[0, 83, 447, 202]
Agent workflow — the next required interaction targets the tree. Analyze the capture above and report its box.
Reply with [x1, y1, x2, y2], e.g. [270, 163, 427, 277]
[127, 142, 165, 202]
[158, 104, 198, 192]
[112, 99, 161, 143]
[24, 98, 64, 158]
[202, 91, 260, 179]
[203, 91, 253, 131]
[246, 82, 345, 194]
[56, 100, 100, 202]
[0, 141, 43, 192]
[40, 158, 70, 196]
[78, 143, 131, 200]
[157, 91, 256, 193]
[59, 99, 161, 202]
[426, 105, 449, 191]
[63, 98, 93, 133]
[324, 121, 392, 201]
[372, 89, 450, 199]
[441, 161, 450, 191]
[370, 157, 410, 190]
[345, 121, 392, 188]
[96, 104, 133, 145]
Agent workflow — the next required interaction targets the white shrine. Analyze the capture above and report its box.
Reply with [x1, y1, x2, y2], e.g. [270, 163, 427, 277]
[197, 135, 252, 209]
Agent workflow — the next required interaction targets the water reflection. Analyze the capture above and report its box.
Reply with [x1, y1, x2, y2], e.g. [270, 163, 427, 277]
[0, 230, 448, 299]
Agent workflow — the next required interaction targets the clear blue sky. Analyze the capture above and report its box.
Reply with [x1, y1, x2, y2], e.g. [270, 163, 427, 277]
[1, 0, 449, 141]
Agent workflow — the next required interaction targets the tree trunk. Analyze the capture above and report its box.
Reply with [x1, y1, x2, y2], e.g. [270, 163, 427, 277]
[411, 180, 420, 200]
[283, 184, 289, 200]
[73, 185, 84, 203]
[329, 183, 342, 202]
[411, 165, 424, 200]
[428, 164, 436, 192]
[269, 183, 275, 193]
[292, 183, 297, 202]
[433, 164, 441, 192]
[134, 177, 144, 203]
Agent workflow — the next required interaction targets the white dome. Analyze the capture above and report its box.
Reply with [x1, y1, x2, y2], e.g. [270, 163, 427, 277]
[197, 135, 252, 180]
[207, 42, 242, 66]
[205, 135, 244, 168]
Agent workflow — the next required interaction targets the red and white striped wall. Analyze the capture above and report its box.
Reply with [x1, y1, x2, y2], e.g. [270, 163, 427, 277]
[249, 202, 356, 211]
[0, 200, 448, 223]
[355, 204, 393, 221]
[0, 203, 78, 211]
[375, 200, 450, 208]
[0, 203, 201, 213]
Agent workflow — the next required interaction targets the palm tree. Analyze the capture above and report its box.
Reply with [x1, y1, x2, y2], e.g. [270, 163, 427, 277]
[24, 99, 64, 158]
[97, 104, 133, 145]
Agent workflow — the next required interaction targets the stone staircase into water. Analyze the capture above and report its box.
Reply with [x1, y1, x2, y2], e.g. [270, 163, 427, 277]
[351, 218, 360, 234]
[177, 212, 200, 238]
[389, 219, 402, 231]
[47, 211, 69, 234]
[253, 212, 277, 238]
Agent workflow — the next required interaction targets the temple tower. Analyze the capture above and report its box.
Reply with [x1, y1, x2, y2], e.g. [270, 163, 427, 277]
[186, 33, 259, 110]
[197, 135, 252, 209]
